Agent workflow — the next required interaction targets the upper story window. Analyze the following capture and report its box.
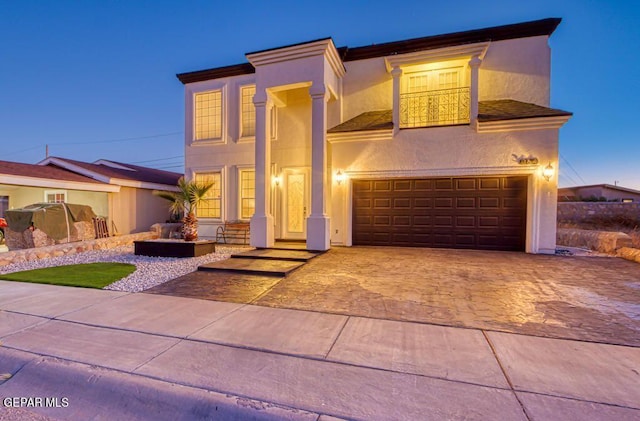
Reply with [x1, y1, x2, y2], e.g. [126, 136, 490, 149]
[45, 190, 66, 203]
[400, 64, 469, 128]
[240, 85, 256, 138]
[194, 90, 222, 140]
[194, 172, 222, 219]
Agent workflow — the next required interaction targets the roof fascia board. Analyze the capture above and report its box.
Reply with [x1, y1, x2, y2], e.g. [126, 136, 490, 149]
[476, 115, 572, 133]
[327, 129, 393, 143]
[38, 157, 112, 184]
[110, 178, 180, 191]
[93, 160, 136, 171]
[385, 42, 489, 72]
[0, 174, 120, 192]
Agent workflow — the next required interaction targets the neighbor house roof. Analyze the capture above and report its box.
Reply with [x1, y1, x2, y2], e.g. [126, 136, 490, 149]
[559, 184, 640, 195]
[0, 159, 117, 192]
[177, 18, 561, 84]
[0, 159, 102, 184]
[43, 157, 182, 187]
[327, 100, 572, 132]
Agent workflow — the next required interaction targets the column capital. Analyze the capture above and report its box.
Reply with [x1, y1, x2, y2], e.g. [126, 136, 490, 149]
[390, 66, 403, 78]
[253, 88, 269, 107]
[309, 83, 329, 101]
[468, 55, 482, 68]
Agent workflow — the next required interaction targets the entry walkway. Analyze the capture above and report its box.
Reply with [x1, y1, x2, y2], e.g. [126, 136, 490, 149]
[1, 280, 639, 420]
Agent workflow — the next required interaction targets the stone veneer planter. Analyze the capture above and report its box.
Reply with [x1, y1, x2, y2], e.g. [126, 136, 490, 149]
[0, 231, 157, 267]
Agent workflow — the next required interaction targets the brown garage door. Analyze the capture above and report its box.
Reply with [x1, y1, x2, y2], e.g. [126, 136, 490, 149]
[352, 177, 527, 251]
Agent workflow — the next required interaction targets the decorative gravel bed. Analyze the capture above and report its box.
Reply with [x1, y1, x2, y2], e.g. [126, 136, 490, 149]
[0, 245, 249, 292]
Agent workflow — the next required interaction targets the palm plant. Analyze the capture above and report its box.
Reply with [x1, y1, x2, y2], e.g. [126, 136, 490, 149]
[154, 177, 215, 241]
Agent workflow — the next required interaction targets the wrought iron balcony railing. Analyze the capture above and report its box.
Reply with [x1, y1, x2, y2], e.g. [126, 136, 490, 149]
[399, 87, 470, 128]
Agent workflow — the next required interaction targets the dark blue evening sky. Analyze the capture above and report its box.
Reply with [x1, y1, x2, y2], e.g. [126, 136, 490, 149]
[2, 1, 639, 189]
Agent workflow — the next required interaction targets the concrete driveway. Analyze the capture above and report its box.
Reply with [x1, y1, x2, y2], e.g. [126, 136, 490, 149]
[150, 246, 640, 347]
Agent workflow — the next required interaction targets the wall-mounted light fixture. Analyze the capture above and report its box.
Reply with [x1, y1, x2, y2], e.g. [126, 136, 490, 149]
[272, 174, 282, 186]
[542, 163, 554, 182]
[335, 170, 345, 185]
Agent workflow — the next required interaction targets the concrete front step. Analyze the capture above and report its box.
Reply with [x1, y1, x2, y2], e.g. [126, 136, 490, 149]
[231, 248, 320, 262]
[198, 257, 305, 277]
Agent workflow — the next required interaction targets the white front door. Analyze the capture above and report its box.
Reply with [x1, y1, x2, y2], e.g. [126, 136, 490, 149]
[282, 167, 310, 240]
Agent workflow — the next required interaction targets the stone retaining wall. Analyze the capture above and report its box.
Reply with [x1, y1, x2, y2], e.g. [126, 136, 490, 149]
[558, 202, 640, 224]
[617, 247, 640, 264]
[0, 231, 157, 267]
[556, 228, 633, 254]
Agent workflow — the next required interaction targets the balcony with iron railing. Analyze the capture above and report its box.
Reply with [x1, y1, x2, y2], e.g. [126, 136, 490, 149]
[399, 87, 470, 128]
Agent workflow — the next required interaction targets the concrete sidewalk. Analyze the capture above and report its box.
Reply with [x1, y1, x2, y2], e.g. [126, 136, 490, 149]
[0, 280, 639, 420]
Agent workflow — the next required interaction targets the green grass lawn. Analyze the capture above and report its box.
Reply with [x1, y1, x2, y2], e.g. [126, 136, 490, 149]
[0, 262, 136, 288]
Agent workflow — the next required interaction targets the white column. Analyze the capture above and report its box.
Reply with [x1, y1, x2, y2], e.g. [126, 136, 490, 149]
[391, 66, 403, 134]
[250, 88, 274, 248]
[306, 84, 331, 251]
[469, 55, 482, 127]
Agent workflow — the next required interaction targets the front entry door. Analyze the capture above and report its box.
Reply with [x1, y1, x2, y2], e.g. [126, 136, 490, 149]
[282, 168, 310, 240]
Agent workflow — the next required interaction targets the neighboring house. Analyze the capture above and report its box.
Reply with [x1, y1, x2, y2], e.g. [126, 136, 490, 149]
[177, 18, 572, 253]
[0, 158, 181, 234]
[558, 184, 640, 203]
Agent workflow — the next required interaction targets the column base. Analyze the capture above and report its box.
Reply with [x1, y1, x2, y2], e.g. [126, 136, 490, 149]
[306, 215, 330, 251]
[250, 214, 275, 248]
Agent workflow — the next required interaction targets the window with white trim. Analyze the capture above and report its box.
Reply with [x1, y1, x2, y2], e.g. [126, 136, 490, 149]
[240, 85, 256, 138]
[238, 169, 255, 219]
[44, 190, 67, 203]
[194, 90, 222, 140]
[194, 172, 222, 218]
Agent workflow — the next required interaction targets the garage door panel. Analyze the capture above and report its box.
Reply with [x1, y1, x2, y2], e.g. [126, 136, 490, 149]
[479, 178, 500, 190]
[373, 215, 391, 226]
[414, 198, 433, 208]
[455, 178, 477, 190]
[353, 176, 527, 251]
[435, 198, 454, 208]
[393, 198, 411, 208]
[373, 180, 392, 191]
[393, 216, 411, 226]
[414, 179, 434, 191]
[456, 197, 476, 208]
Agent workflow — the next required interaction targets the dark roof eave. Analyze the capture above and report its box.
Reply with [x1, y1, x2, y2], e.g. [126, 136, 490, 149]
[478, 112, 573, 122]
[176, 62, 255, 85]
[343, 18, 561, 62]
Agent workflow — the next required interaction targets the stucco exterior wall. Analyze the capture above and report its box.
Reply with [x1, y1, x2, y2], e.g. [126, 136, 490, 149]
[342, 57, 392, 121]
[109, 187, 171, 235]
[479, 36, 550, 106]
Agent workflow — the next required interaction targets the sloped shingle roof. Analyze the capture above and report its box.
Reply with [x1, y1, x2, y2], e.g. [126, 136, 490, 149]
[0, 160, 101, 184]
[478, 100, 572, 122]
[327, 100, 572, 132]
[47, 157, 182, 186]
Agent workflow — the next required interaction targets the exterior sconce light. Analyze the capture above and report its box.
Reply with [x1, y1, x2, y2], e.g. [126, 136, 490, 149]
[335, 170, 345, 185]
[272, 174, 281, 186]
[542, 163, 554, 182]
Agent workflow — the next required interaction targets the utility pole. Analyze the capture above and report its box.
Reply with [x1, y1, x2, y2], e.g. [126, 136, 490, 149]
[45, 144, 49, 158]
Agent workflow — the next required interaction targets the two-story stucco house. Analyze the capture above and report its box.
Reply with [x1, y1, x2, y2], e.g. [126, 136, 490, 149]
[177, 18, 571, 253]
